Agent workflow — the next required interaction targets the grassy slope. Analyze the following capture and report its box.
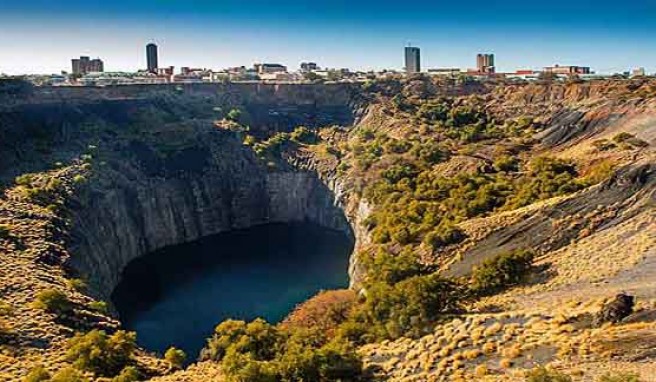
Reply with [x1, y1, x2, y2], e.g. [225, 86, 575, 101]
[342, 80, 656, 381]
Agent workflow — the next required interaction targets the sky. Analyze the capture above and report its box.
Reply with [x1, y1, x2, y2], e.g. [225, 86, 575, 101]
[1, 0, 655, 75]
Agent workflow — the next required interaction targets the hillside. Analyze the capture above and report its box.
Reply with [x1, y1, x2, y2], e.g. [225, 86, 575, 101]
[0, 78, 655, 382]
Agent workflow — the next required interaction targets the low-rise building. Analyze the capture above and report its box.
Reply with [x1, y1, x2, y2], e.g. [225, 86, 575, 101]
[544, 65, 591, 75]
[300, 62, 319, 72]
[259, 72, 300, 81]
[504, 70, 542, 81]
[427, 68, 461, 77]
[77, 72, 169, 86]
[254, 63, 287, 74]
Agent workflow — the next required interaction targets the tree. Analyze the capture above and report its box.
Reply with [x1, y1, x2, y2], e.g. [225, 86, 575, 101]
[282, 290, 356, 338]
[201, 318, 365, 381]
[34, 289, 73, 314]
[357, 274, 465, 339]
[200, 319, 280, 362]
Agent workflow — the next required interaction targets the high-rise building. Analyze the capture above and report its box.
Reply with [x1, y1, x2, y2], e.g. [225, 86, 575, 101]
[71, 56, 104, 75]
[87, 59, 104, 73]
[405, 46, 421, 74]
[476, 53, 495, 74]
[147, 43, 159, 73]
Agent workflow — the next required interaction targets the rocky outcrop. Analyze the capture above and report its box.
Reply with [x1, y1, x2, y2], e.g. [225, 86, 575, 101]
[594, 293, 635, 326]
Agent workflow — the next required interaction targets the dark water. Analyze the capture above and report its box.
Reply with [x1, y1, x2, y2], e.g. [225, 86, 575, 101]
[111, 223, 353, 359]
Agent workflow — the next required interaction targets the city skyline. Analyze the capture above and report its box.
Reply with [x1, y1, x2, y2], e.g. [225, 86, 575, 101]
[1, 0, 656, 75]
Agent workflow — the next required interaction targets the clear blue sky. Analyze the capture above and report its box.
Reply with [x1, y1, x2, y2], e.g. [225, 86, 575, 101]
[1, 0, 655, 74]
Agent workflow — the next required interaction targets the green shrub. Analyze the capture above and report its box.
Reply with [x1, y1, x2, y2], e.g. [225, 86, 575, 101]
[470, 249, 535, 296]
[526, 366, 572, 382]
[201, 319, 280, 363]
[276, 336, 362, 382]
[354, 274, 465, 340]
[381, 163, 418, 184]
[417, 102, 449, 122]
[226, 108, 242, 122]
[88, 301, 108, 314]
[582, 159, 615, 185]
[503, 157, 583, 210]
[34, 289, 73, 314]
[612, 132, 636, 143]
[290, 126, 318, 144]
[50, 367, 89, 382]
[164, 347, 186, 370]
[494, 155, 519, 172]
[361, 250, 424, 285]
[72, 175, 86, 184]
[15, 174, 35, 186]
[243, 134, 256, 146]
[221, 350, 278, 382]
[423, 221, 466, 250]
[412, 141, 448, 165]
[67, 278, 87, 292]
[598, 372, 642, 382]
[201, 319, 364, 382]
[111, 366, 140, 382]
[23, 366, 51, 382]
[253, 132, 292, 160]
[66, 330, 136, 377]
[592, 139, 617, 151]
[383, 139, 411, 154]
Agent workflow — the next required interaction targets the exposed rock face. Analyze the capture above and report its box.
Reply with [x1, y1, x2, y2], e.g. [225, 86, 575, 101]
[72, 170, 354, 299]
[68, 133, 356, 300]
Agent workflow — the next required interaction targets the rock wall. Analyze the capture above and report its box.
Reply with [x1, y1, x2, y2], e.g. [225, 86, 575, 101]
[68, 133, 355, 299]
